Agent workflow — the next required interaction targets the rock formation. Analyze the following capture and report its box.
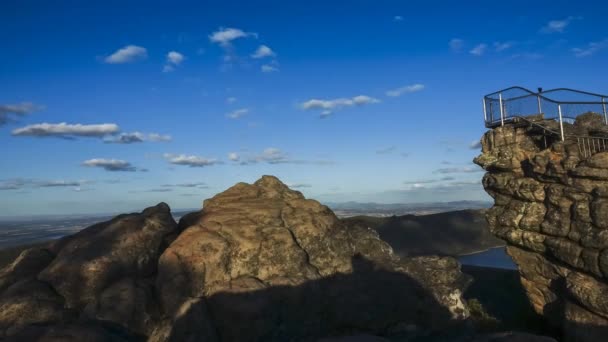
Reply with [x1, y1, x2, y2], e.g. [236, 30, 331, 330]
[475, 114, 608, 341]
[0, 176, 474, 341]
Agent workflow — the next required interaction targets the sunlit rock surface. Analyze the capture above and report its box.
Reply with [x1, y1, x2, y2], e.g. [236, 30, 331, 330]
[475, 113, 608, 341]
[0, 176, 474, 341]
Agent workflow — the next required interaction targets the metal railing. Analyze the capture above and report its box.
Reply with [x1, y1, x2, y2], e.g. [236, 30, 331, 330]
[483, 86, 608, 141]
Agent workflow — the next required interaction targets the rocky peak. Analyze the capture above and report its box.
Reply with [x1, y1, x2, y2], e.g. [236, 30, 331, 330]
[0, 176, 474, 341]
[475, 114, 608, 341]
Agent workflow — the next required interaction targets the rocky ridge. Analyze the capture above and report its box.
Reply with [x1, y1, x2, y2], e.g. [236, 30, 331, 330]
[475, 113, 608, 341]
[0, 176, 473, 341]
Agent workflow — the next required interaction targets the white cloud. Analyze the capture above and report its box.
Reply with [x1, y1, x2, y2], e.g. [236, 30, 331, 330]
[161, 182, 208, 188]
[287, 183, 312, 189]
[469, 140, 482, 149]
[12, 122, 119, 138]
[0, 102, 44, 125]
[252, 45, 275, 58]
[82, 158, 138, 172]
[261, 64, 279, 72]
[541, 16, 581, 33]
[164, 154, 220, 167]
[469, 44, 487, 56]
[572, 39, 608, 57]
[300, 95, 380, 116]
[104, 132, 172, 144]
[104, 45, 147, 64]
[393, 16, 403, 22]
[433, 166, 484, 174]
[163, 51, 185, 72]
[385, 84, 425, 97]
[226, 108, 249, 119]
[167, 51, 184, 65]
[449, 38, 464, 52]
[235, 148, 333, 165]
[209, 27, 257, 46]
[226, 97, 237, 104]
[0, 178, 91, 190]
[494, 41, 513, 52]
[228, 152, 240, 161]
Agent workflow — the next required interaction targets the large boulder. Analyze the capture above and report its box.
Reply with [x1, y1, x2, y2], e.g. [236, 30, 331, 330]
[153, 176, 470, 341]
[0, 203, 178, 338]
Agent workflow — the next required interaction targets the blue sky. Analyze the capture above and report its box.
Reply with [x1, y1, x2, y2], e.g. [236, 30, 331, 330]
[1, 0, 608, 216]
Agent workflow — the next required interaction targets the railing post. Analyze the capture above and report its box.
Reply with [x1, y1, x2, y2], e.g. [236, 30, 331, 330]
[537, 94, 542, 115]
[482, 98, 487, 124]
[602, 97, 607, 125]
[499, 93, 504, 126]
[558, 104, 565, 141]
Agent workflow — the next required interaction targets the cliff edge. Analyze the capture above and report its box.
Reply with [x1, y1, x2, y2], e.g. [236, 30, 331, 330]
[475, 113, 608, 341]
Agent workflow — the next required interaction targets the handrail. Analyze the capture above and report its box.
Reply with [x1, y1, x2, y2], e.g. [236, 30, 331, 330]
[482, 86, 608, 140]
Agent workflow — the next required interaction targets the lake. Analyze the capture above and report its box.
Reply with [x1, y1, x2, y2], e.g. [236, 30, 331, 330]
[458, 247, 517, 270]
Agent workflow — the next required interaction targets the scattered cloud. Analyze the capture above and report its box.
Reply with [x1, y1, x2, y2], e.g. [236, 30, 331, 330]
[103, 132, 172, 144]
[226, 108, 249, 119]
[226, 97, 237, 104]
[82, 159, 139, 172]
[376, 146, 396, 154]
[209, 27, 257, 46]
[572, 39, 608, 57]
[300, 95, 380, 117]
[541, 16, 581, 33]
[469, 44, 487, 56]
[261, 64, 279, 73]
[403, 176, 456, 185]
[164, 153, 220, 167]
[232, 148, 333, 166]
[0, 102, 44, 125]
[251, 45, 275, 58]
[104, 45, 147, 64]
[433, 166, 484, 174]
[161, 182, 208, 188]
[0, 179, 91, 191]
[287, 183, 312, 189]
[393, 16, 403, 22]
[12, 122, 120, 138]
[163, 51, 185, 72]
[469, 140, 482, 149]
[228, 152, 240, 161]
[449, 38, 464, 52]
[494, 41, 513, 52]
[509, 52, 543, 60]
[385, 84, 425, 97]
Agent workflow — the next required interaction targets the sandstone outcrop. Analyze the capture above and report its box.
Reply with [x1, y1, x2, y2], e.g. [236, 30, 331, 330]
[475, 114, 608, 341]
[0, 176, 474, 341]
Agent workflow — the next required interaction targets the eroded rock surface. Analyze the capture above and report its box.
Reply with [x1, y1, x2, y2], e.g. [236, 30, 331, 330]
[475, 114, 608, 341]
[0, 176, 474, 341]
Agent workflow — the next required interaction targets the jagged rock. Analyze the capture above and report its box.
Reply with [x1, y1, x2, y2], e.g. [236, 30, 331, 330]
[476, 116, 608, 341]
[0, 203, 178, 338]
[0, 177, 477, 341]
[153, 176, 470, 341]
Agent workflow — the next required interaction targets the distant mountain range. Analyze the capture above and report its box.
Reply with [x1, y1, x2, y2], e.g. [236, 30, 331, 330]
[341, 209, 504, 257]
[327, 200, 492, 217]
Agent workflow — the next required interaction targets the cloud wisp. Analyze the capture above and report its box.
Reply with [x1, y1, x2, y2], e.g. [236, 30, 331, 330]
[300, 95, 380, 118]
[433, 166, 484, 174]
[541, 16, 581, 34]
[449, 38, 464, 52]
[104, 45, 148, 64]
[229, 148, 333, 166]
[164, 154, 221, 167]
[12, 123, 120, 138]
[82, 159, 141, 172]
[572, 39, 608, 57]
[226, 108, 249, 119]
[209, 27, 257, 46]
[0, 102, 44, 126]
[0, 178, 91, 191]
[469, 44, 487, 56]
[163, 51, 185, 72]
[251, 45, 275, 59]
[385, 84, 425, 97]
[103, 132, 172, 144]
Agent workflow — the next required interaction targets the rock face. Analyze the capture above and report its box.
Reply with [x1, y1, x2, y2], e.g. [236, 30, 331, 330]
[0, 176, 472, 341]
[475, 114, 608, 341]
